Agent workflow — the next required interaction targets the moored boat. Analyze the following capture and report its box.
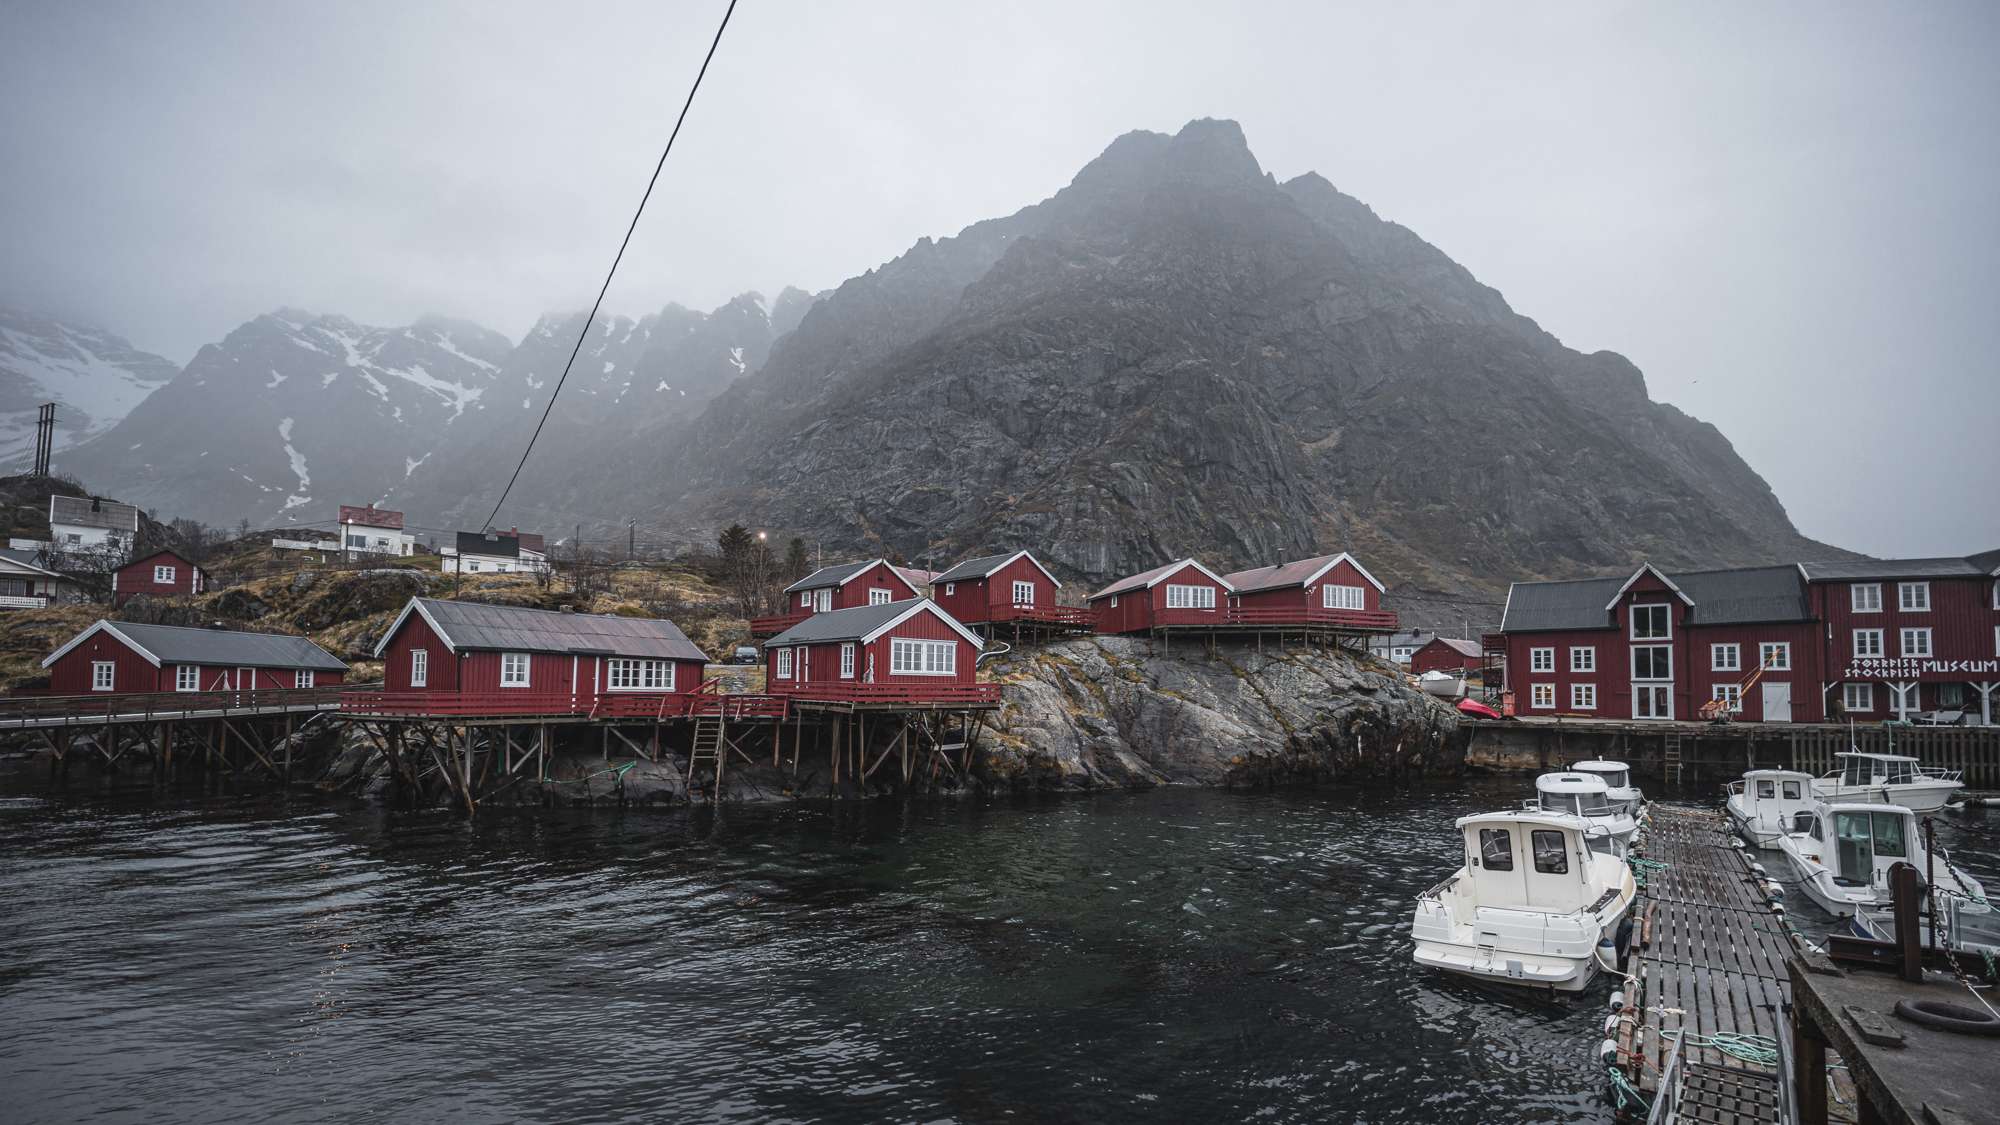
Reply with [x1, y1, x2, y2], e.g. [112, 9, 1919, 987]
[1725, 768, 1817, 847]
[1776, 800, 1988, 918]
[1810, 751, 1964, 813]
[1569, 757, 1643, 817]
[1530, 772, 1638, 857]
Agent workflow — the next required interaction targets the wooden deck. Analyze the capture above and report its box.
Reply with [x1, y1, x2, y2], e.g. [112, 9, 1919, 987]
[1616, 805, 1801, 1123]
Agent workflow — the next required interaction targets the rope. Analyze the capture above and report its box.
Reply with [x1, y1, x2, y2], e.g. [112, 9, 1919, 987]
[1662, 1029, 1779, 1067]
[1606, 1066, 1651, 1114]
[1629, 857, 1670, 889]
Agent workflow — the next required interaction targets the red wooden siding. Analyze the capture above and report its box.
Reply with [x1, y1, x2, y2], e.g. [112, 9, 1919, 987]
[1410, 639, 1482, 676]
[112, 550, 202, 606]
[46, 629, 344, 695]
[933, 555, 1060, 625]
[381, 612, 461, 692]
[766, 608, 982, 700]
[1091, 562, 1230, 634]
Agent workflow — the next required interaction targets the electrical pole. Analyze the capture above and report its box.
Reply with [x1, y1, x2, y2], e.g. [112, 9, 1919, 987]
[628, 520, 636, 562]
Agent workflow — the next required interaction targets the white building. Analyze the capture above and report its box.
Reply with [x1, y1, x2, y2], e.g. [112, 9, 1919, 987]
[338, 504, 415, 557]
[48, 495, 138, 552]
[439, 529, 549, 575]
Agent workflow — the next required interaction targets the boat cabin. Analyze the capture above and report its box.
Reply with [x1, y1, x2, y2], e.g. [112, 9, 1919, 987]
[1569, 758, 1641, 813]
[1724, 768, 1817, 846]
[1532, 773, 1636, 854]
[1789, 803, 1916, 888]
[1459, 811, 1600, 911]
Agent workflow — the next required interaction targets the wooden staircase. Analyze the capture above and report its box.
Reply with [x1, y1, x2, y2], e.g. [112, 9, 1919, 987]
[1663, 731, 1684, 787]
[687, 712, 726, 796]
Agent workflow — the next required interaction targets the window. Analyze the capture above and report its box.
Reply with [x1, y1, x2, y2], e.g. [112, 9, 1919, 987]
[1012, 580, 1036, 606]
[1901, 628, 1932, 658]
[1165, 584, 1215, 610]
[869, 588, 894, 606]
[410, 649, 428, 687]
[839, 643, 855, 679]
[1570, 646, 1596, 673]
[775, 648, 793, 679]
[154, 564, 175, 583]
[1109, 595, 1118, 607]
[800, 592, 812, 608]
[1478, 828, 1513, 870]
[1711, 643, 1741, 672]
[1843, 682, 1874, 712]
[1530, 647, 1554, 673]
[1711, 684, 1743, 713]
[1530, 683, 1555, 709]
[295, 670, 315, 689]
[1632, 645, 1672, 680]
[1890, 681, 1920, 717]
[500, 652, 530, 687]
[890, 638, 957, 675]
[1631, 604, 1671, 640]
[1898, 582, 1930, 612]
[91, 661, 114, 691]
[1322, 584, 1366, 611]
[66, 532, 81, 544]
[1759, 643, 1791, 671]
[346, 534, 367, 548]
[607, 658, 672, 691]
[1852, 629, 1883, 659]
[1571, 683, 1596, 710]
[1756, 779, 1775, 799]
[1782, 780, 1802, 800]
[1634, 684, 1672, 719]
[465, 560, 479, 572]
[1531, 829, 1568, 874]
[1851, 583, 1881, 613]
[176, 666, 198, 692]
[943, 583, 955, 596]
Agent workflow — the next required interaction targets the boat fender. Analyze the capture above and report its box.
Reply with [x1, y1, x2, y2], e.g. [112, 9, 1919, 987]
[1750, 862, 1767, 876]
[1731, 837, 1746, 850]
[1893, 999, 2000, 1036]
[1608, 990, 1626, 1013]
[1597, 1038, 1619, 1065]
[1770, 903, 1785, 917]
[1765, 881, 1784, 900]
[1603, 1013, 1619, 1036]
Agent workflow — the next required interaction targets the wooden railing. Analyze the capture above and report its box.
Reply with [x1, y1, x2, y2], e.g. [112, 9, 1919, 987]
[981, 603, 1097, 626]
[1151, 606, 1399, 630]
[0, 684, 360, 726]
[748, 609, 812, 636]
[339, 687, 790, 721]
[0, 594, 50, 609]
[764, 680, 1001, 705]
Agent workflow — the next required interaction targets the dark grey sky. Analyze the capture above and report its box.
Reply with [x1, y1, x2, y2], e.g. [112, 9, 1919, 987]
[2, 0, 1994, 558]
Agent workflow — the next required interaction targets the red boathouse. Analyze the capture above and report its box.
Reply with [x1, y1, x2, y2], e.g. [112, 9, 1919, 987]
[1087, 558, 1235, 634]
[751, 559, 926, 636]
[930, 550, 1092, 634]
[111, 549, 206, 607]
[42, 620, 346, 694]
[1410, 637, 1484, 677]
[763, 598, 996, 707]
[1221, 552, 1396, 633]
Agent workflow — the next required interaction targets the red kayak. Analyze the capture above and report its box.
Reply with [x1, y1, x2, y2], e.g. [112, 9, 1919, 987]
[1455, 698, 1503, 720]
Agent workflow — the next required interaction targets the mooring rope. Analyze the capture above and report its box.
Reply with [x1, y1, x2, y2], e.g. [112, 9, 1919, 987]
[1661, 1029, 1779, 1067]
[1605, 1066, 1651, 1113]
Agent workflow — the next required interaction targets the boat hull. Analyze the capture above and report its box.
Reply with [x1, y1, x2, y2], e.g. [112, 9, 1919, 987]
[1810, 779, 1961, 813]
[1412, 941, 1603, 993]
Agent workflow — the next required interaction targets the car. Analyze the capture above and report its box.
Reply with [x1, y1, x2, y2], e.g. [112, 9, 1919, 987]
[731, 646, 759, 665]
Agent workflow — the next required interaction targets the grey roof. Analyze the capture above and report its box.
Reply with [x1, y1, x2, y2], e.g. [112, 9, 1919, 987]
[409, 597, 706, 661]
[1500, 564, 1811, 632]
[785, 559, 884, 594]
[1088, 559, 1228, 602]
[763, 598, 937, 647]
[0, 548, 58, 576]
[1222, 552, 1381, 594]
[1799, 554, 1995, 581]
[454, 531, 519, 559]
[1971, 548, 2000, 575]
[1500, 576, 1625, 632]
[1424, 637, 1485, 659]
[933, 552, 1017, 583]
[1373, 631, 1432, 649]
[49, 495, 138, 532]
[93, 621, 346, 671]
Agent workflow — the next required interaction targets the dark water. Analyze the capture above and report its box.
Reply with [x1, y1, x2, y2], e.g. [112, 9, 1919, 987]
[17, 777, 1990, 1125]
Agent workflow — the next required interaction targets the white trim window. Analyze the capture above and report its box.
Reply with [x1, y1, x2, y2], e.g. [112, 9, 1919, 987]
[1530, 683, 1555, 709]
[1631, 644, 1672, 681]
[1109, 595, 1118, 608]
[1901, 627, 1933, 658]
[1842, 682, 1874, 712]
[869, 588, 894, 606]
[1850, 583, 1882, 613]
[1711, 684, 1743, 713]
[839, 643, 855, 679]
[890, 637, 957, 675]
[1853, 629, 1884, 659]
[606, 658, 672, 691]
[410, 649, 428, 688]
[775, 648, 793, 679]
[295, 670, 315, 689]
[1631, 604, 1671, 640]
[176, 665, 199, 692]
[1758, 642, 1791, 671]
[1570, 646, 1596, 673]
[1890, 681, 1921, 718]
[1711, 643, 1741, 672]
[1530, 647, 1555, 674]
[1898, 581, 1930, 612]
[800, 592, 812, 609]
[1012, 580, 1036, 607]
[154, 564, 175, 584]
[1322, 584, 1366, 611]
[943, 583, 955, 597]
[1165, 584, 1216, 610]
[91, 661, 115, 691]
[1571, 683, 1597, 710]
[500, 652, 531, 687]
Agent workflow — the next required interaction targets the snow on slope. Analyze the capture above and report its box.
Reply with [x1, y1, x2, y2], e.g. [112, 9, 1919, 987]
[0, 307, 179, 467]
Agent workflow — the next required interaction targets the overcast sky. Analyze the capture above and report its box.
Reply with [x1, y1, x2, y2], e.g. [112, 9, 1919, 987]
[2, 0, 1994, 558]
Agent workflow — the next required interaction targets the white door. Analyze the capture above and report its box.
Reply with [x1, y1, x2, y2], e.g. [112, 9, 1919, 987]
[1762, 682, 1792, 723]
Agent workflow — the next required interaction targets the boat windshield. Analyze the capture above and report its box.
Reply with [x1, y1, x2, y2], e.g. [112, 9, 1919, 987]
[1834, 810, 1911, 880]
[1541, 793, 1613, 816]
[1603, 769, 1629, 789]
[1531, 829, 1568, 874]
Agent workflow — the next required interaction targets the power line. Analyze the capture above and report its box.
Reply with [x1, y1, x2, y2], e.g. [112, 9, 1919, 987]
[482, 0, 740, 530]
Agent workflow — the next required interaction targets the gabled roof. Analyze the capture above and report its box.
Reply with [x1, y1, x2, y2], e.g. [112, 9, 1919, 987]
[894, 565, 938, 588]
[762, 598, 984, 650]
[1799, 553, 2000, 582]
[784, 559, 919, 596]
[1087, 558, 1234, 603]
[454, 531, 519, 559]
[374, 597, 706, 661]
[1419, 637, 1484, 659]
[49, 494, 138, 532]
[1503, 564, 1814, 632]
[120, 548, 201, 573]
[1972, 548, 2000, 576]
[0, 550, 63, 579]
[44, 620, 346, 672]
[1223, 551, 1384, 595]
[932, 550, 1063, 587]
[1604, 563, 1694, 611]
[339, 504, 405, 530]
[1500, 576, 1625, 632]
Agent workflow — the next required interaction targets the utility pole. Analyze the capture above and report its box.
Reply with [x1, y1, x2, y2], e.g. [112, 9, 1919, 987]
[628, 520, 636, 561]
[31, 403, 54, 477]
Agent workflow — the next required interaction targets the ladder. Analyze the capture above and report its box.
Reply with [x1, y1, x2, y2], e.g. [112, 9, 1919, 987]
[1663, 732, 1684, 788]
[687, 712, 726, 797]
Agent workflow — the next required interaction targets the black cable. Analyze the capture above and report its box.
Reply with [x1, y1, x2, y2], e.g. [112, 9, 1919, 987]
[483, 0, 740, 529]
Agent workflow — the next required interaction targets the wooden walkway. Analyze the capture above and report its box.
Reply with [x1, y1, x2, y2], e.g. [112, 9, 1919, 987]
[1615, 805, 1800, 1123]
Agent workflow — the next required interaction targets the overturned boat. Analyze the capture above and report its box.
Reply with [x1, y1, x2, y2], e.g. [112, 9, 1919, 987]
[1725, 768, 1818, 847]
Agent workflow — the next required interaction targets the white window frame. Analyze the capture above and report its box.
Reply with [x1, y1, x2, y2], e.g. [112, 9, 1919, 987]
[1322, 584, 1366, 611]
[1012, 580, 1036, 607]
[1853, 628, 1884, 659]
[1898, 581, 1930, 612]
[1711, 643, 1741, 672]
[1631, 644, 1672, 681]
[1569, 646, 1596, 673]
[91, 661, 115, 691]
[943, 583, 955, 597]
[1109, 595, 1118, 608]
[154, 564, 175, 584]
[1633, 683, 1674, 720]
[176, 665, 199, 692]
[1900, 627, 1933, 658]
[410, 649, 428, 688]
[1630, 603, 1671, 640]
[775, 648, 793, 679]
[1890, 681, 1921, 718]
[800, 592, 812, 609]
[889, 637, 957, 676]
[1530, 647, 1554, 674]
[1530, 683, 1555, 709]
[606, 658, 672, 691]
[1165, 584, 1216, 610]
[499, 652, 531, 687]
[1570, 683, 1596, 710]
[1711, 684, 1743, 713]
[839, 643, 855, 679]
[1850, 583, 1881, 613]
[1843, 682, 1874, 712]
[1758, 642, 1791, 671]
[869, 588, 894, 606]
[295, 670, 315, 689]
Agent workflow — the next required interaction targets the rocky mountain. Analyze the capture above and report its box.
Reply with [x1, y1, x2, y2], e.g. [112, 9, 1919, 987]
[626, 119, 1834, 591]
[0, 307, 178, 469]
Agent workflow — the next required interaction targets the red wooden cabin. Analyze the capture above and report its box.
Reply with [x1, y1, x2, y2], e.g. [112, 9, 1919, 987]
[360, 597, 712, 717]
[41, 620, 346, 694]
[1086, 559, 1234, 634]
[1410, 637, 1484, 676]
[111, 549, 206, 607]
[750, 559, 925, 636]
[930, 550, 1089, 629]
[1222, 552, 1395, 632]
[763, 598, 995, 706]
[1801, 550, 2000, 725]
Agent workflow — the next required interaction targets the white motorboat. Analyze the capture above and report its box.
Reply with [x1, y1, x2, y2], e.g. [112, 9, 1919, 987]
[1725, 769, 1818, 847]
[1417, 670, 1467, 699]
[1569, 757, 1643, 816]
[1776, 801, 1988, 918]
[1530, 772, 1639, 857]
[1410, 809, 1637, 993]
[1810, 751, 1963, 813]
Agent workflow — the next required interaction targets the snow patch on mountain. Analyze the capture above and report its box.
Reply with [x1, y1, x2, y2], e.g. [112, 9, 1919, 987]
[276, 416, 311, 511]
[0, 308, 179, 467]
